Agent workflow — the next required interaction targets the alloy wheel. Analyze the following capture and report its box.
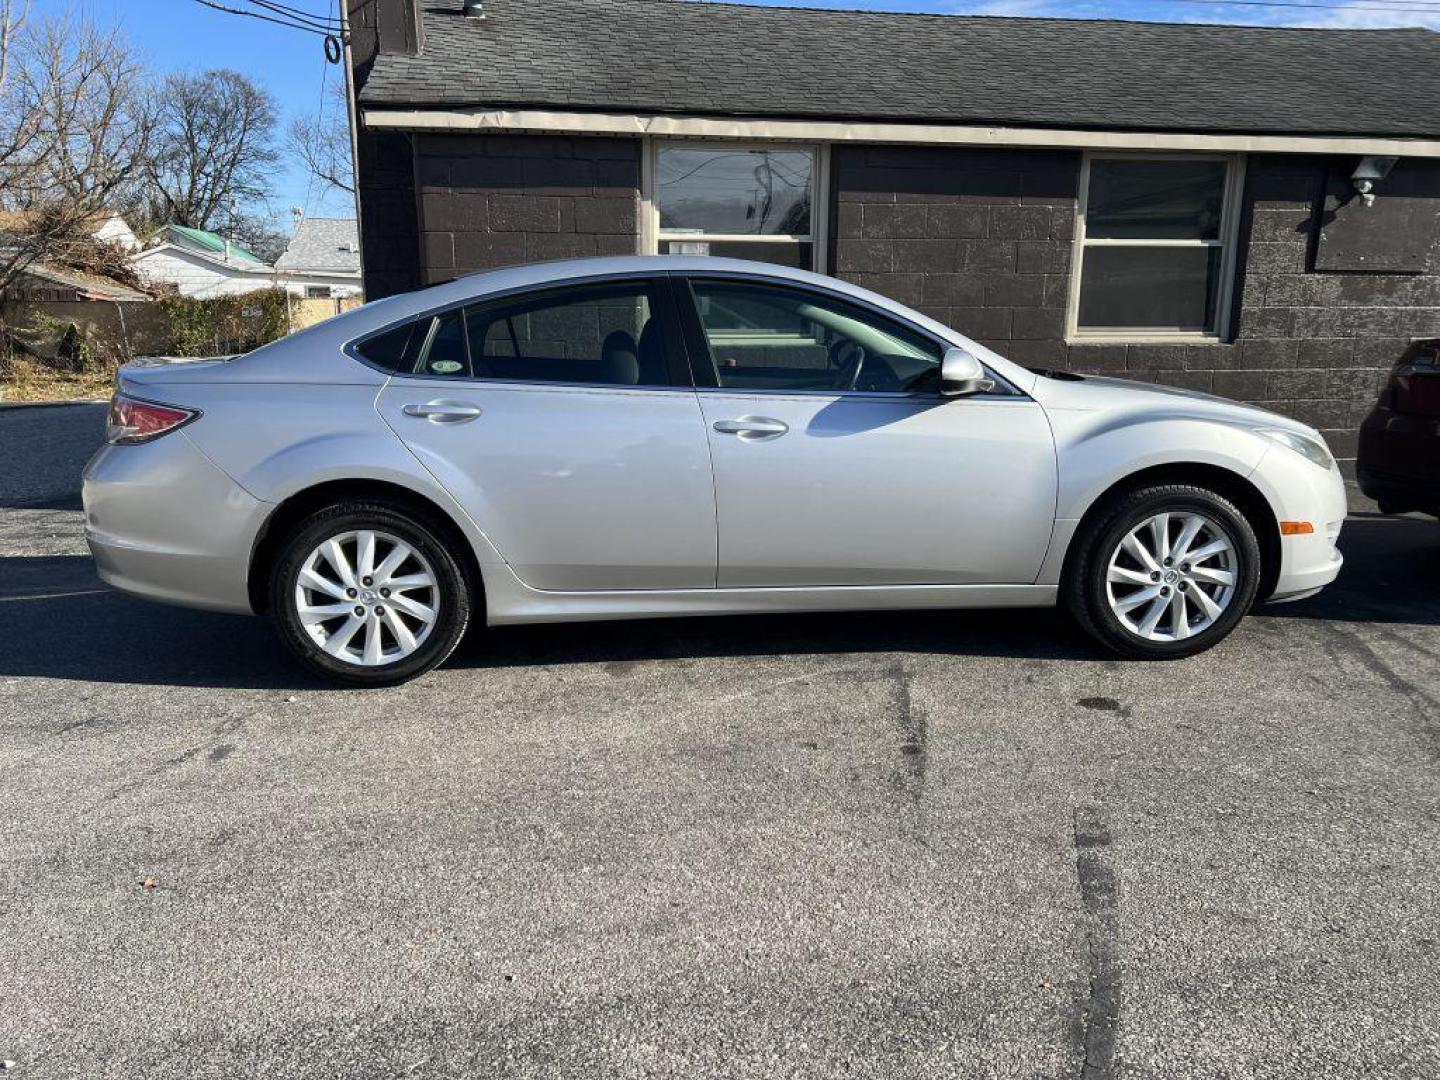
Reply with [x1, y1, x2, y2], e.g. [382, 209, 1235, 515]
[1104, 511, 1237, 643]
[293, 529, 440, 667]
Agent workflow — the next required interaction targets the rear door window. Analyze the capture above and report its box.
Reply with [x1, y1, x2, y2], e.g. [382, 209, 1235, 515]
[417, 311, 470, 377]
[378, 280, 684, 388]
[463, 281, 672, 387]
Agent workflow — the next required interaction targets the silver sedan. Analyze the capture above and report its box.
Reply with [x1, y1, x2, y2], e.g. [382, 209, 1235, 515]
[83, 256, 1346, 685]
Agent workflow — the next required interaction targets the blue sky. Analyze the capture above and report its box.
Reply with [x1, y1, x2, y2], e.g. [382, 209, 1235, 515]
[36, 0, 355, 228]
[34, 0, 1440, 234]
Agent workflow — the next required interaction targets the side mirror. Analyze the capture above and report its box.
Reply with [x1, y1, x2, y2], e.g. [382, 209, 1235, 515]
[940, 347, 995, 397]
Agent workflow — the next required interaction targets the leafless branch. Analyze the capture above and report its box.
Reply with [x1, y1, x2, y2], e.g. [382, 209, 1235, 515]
[0, 12, 151, 295]
[286, 79, 354, 196]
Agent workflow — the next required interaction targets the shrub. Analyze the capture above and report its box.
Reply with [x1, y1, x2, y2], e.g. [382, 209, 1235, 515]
[158, 287, 291, 356]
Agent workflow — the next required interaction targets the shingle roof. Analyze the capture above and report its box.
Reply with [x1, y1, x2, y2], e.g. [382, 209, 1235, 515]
[275, 217, 361, 274]
[12, 262, 151, 302]
[358, 0, 1440, 141]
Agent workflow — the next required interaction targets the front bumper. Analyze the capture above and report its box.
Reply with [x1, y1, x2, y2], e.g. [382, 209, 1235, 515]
[83, 433, 270, 615]
[1255, 445, 1348, 602]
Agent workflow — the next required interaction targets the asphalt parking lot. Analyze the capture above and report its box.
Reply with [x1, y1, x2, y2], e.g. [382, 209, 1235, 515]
[1, 402, 1438, 1079]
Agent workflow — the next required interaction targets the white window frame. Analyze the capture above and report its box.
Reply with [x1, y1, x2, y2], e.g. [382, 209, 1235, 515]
[642, 138, 830, 273]
[1066, 151, 1247, 345]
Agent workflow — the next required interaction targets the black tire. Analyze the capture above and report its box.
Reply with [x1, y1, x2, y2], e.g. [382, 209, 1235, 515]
[1063, 483, 1262, 660]
[269, 500, 472, 687]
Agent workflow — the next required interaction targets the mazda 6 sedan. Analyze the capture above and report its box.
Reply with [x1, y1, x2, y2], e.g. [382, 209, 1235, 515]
[84, 256, 1346, 686]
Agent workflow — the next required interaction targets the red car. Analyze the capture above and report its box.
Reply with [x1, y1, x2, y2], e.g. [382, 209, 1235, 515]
[1358, 339, 1440, 518]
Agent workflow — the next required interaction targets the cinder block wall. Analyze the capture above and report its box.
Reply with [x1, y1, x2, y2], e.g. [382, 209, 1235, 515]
[354, 134, 1440, 475]
[411, 134, 639, 286]
[831, 146, 1440, 475]
[355, 129, 422, 300]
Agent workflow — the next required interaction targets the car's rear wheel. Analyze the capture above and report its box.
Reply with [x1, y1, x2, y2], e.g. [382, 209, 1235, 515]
[269, 501, 471, 686]
[1064, 484, 1262, 659]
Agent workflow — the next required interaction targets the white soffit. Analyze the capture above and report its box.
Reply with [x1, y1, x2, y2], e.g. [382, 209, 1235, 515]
[362, 107, 1440, 158]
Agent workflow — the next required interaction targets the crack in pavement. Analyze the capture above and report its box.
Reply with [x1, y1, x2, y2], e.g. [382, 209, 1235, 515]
[1074, 805, 1121, 1080]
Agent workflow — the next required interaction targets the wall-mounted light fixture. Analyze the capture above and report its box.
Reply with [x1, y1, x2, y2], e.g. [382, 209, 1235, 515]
[1351, 156, 1398, 208]
[463, 0, 485, 16]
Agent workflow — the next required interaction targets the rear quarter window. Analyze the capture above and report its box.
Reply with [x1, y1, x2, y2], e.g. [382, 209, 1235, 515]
[353, 321, 418, 373]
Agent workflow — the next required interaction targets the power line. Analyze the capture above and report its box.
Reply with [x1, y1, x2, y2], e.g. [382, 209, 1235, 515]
[301, 0, 336, 216]
[190, 0, 338, 36]
[242, 0, 341, 31]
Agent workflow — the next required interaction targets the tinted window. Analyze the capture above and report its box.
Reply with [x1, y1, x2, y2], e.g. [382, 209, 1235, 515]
[689, 281, 943, 394]
[1085, 159, 1227, 241]
[1078, 247, 1222, 333]
[353, 321, 417, 373]
[462, 281, 670, 387]
[658, 147, 813, 236]
[1074, 157, 1233, 336]
[418, 311, 469, 377]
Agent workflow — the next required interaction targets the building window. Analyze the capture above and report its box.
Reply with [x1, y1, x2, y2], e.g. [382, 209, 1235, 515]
[1069, 154, 1244, 341]
[649, 142, 826, 271]
[305, 285, 333, 299]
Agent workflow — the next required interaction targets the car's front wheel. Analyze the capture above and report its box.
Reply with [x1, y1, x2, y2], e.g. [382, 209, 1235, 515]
[1064, 483, 1262, 659]
[269, 501, 472, 686]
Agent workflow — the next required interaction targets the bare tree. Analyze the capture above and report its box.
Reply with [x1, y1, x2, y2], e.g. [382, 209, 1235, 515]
[0, 12, 151, 294]
[0, 0, 30, 89]
[287, 79, 353, 196]
[142, 68, 280, 235]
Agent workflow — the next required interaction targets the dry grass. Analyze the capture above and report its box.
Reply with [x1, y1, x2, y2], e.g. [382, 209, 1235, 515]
[0, 355, 115, 403]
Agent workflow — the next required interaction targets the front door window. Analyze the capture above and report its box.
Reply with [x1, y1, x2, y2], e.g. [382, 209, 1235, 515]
[688, 280, 943, 394]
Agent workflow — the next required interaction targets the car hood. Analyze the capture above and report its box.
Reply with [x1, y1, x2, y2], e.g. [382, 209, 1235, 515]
[1027, 372, 1320, 439]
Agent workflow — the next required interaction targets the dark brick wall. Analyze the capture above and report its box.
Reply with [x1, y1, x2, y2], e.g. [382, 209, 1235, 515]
[831, 145, 1078, 373]
[830, 145, 1440, 474]
[354, 133, 1440, 472]
[355, 129, 421, 300]
[411, 134, 640, 287]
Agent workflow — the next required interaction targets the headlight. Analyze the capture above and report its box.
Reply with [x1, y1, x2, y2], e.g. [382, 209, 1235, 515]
[1257, 428, 1334, 471]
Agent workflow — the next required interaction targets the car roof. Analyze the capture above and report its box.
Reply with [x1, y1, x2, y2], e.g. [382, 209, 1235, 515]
[437, 255, 844, 298]
[241, 255, 1035, 393]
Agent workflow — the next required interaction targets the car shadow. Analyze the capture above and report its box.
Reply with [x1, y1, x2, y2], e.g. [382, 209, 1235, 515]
[0, 554, 1096, 690]
[0, 555, 329, 691]
[1258, 513, 1440, 627]
[0, 514, 1432, 690]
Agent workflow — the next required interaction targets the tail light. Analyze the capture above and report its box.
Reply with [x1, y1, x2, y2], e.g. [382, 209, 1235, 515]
[1384, 339, 1440, 417]
[105, 392, 200, 445]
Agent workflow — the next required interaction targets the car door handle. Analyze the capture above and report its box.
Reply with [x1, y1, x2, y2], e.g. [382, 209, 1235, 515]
[713, 417, 788, 439]
[402, 400, 483, 424]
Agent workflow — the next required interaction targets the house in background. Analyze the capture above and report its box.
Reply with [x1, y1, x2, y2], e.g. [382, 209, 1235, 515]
[1, 262, 149, 304]
[88, 211, 142, 253]
[274, 216, 363, 299]
[130, 224, 278, 299]
[0, 208, 151, 303]
[344, 0, 1440, 477]
[131, 220, 364, 301]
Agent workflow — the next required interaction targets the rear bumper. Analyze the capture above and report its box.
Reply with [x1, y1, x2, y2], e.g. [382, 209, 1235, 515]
[1358, 406, 1440, 513]
[1357, 467, 1440, 514]
[82, 433, 269, 615]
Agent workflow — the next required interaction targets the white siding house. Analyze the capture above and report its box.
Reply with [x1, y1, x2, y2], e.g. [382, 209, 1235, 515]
[130, 224, 279, 299]
[130, 244, 280, 299]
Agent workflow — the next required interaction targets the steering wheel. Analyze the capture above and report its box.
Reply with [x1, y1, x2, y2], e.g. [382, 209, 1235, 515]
[829, 338, 867, 391]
